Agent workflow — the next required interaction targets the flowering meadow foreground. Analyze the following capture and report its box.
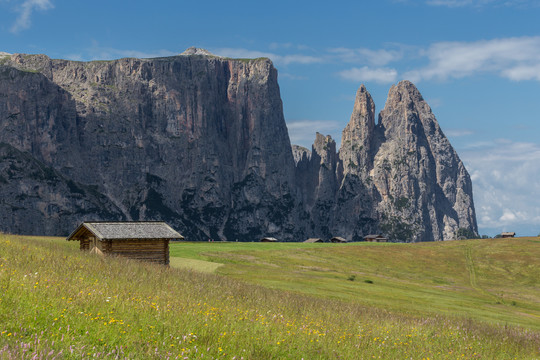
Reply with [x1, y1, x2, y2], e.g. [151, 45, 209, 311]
[0, 235, 539, 359]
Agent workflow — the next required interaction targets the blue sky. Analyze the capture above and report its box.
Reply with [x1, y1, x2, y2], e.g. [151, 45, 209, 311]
[2, 0, 540, 237]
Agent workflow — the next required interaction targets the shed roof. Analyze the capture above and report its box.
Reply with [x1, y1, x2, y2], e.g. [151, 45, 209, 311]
[67, 222, 183, 241]
[304, 238, 324, 243]
[364, 234, 387, 239]
[501, 232, 516, 236]
[330, 236, 347, 243]
[364, 234, 379, 239]
[260, 237, 278, 242]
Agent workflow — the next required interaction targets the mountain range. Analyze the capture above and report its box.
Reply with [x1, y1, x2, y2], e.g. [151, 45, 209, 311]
[0, 48, 477, 241]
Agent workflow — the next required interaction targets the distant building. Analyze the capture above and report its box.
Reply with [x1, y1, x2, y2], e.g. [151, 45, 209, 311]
[364, 234, 388, 242]
[66, 221, 183, 265]
[330, 236, 347, 243]
[304, 238, 324, 243]
[501, 232, 516, 238]
[260, 237, 278, 242]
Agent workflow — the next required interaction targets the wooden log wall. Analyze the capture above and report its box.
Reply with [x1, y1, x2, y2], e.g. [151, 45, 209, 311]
[80, 238, 90, 250]
[109, 239, 169, 265]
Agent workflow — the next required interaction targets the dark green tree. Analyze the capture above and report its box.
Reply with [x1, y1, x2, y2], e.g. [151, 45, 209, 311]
[455, 227, 478, 240]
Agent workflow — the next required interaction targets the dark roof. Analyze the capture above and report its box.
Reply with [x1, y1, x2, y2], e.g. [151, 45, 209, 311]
[364, 234, 387, 239]
[304, 238, 324, 243]
[67, 222, 183, 241]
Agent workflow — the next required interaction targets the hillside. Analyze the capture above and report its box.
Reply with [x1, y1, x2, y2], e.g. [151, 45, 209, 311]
[1, 234, 538, 359]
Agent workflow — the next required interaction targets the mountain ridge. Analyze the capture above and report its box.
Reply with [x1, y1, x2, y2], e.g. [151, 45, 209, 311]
[0, 50, 477, 241]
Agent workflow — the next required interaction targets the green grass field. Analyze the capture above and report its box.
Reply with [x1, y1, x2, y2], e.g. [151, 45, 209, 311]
[169, 238, 540, 330]
[1, 235, 539, 359]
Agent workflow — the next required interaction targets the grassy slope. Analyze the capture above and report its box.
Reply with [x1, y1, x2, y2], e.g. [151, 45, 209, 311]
[170, 238, 540, 330]
[1, 235, 539, 359]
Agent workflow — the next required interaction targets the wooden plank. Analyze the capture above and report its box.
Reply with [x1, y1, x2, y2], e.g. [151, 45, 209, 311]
[165, 240, 169, 265]
[77, 238, 170, 265]
[80, 238, 90, 250]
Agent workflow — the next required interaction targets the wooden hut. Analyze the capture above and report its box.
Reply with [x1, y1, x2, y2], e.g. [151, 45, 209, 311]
[260, 237, 278, 242]
[363, 234, 388, 242]
[66, 221, 183, 265]
[501, 232, 516, 238]
[304, 238, 324, 243]
[330, 236, 347, 243]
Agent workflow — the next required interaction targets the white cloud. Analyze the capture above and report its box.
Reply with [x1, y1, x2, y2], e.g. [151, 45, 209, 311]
[65, 53, 82, 61]
[444, 129, 474, 137]
[501, 64, 540, 81]
[331, 36, 540, 85]
[329, 47, 404, 66]
[214, 45, 405, 69]
[499, 209, 517, 222]
[269, 42, 294, 50]
[279, 73, 308, 80]
[404, 36, 540, 82]
[338, 66, 398, 84]
[286, 120, 342, 148]
[212, 48, 322, 66]
[10, 0, 53, 33]
[461, 140, 540, 235]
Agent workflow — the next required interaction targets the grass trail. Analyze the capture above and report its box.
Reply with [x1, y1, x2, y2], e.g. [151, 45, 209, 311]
[464, 245, 502, 305]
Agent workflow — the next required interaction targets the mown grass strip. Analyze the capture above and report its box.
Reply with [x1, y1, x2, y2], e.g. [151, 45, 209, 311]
[169, 257, 223, 273]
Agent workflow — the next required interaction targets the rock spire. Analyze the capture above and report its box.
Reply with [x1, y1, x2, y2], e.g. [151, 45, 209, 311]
[295, 81, 478, 241]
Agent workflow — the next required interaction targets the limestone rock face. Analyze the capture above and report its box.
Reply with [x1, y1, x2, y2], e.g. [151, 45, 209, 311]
[0, 143, 125, 235]
[296, 81, 477, 241]
[373, 81, 477, 241]
[0, 51, 300, 240]
[0, 50, 476, 241]
[332, 85, 380, 240]
[340, 84, 376, 173]
[291, 145, 310, 165]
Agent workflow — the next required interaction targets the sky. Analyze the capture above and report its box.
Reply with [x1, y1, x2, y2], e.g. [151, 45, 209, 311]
[1, 0, 540, 237]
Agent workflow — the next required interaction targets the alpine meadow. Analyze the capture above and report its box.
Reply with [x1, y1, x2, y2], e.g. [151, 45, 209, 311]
[1, 235, 539, 359]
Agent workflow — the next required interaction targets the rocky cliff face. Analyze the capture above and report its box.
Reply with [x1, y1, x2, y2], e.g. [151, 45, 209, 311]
[373, 81, 477, 241]
[295, 81, 477, 241]
[0, 49, 301, 239]
[0, 142, 125, 235]
[0, 49, 476, 241]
